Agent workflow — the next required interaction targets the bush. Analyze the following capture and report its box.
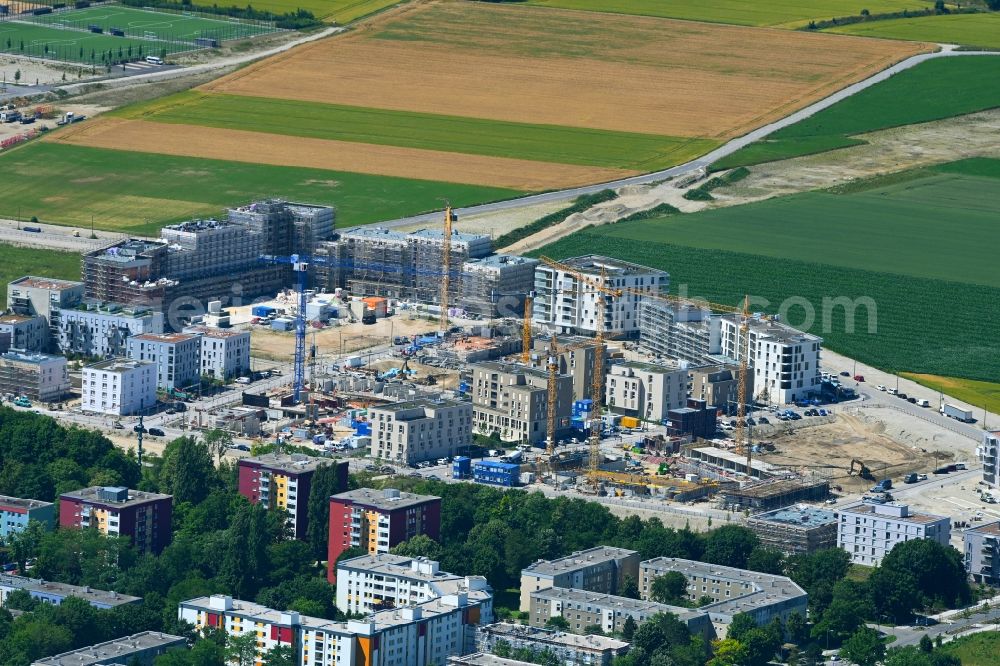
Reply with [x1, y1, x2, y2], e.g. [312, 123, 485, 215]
[682, 188, 714, 201]
[617, 203, 680, 223]
[493, 189, 617, 248]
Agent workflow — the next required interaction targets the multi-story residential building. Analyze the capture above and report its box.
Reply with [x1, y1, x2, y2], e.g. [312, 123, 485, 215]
[179, 587, 491, 666]
[470, 362, 573, 445]
[533, 256, 668, 338]
[688, 364, 750, 412]
[81, 358, 157, 415]
[57, 302, 164, 358]
[407, 228, 494, 305]
[978, 431, 1000, 488]
[519, 547, 640, 612]
[746, 505, 838, 555]
[964, 521, 1000, 585]
[719, 314, 821, 405]
[31, 632, 186, 666]
[837, 503, 951, 566]
[0, 574, 141, 609]
[370, 397, 473, 465]
[461, 255, 540, 318]
[327, 489, 441, 583]
[605, 361, 687, 423]
[449, 656, 534, 666]
[59, 486, 172, 554]
[237, 454, 348, 540]
[476, 623, 630, 666]
[637, 301, 720, 364]
[126, 332, 201, 391]
[0, 351, 69, 402]
[0, 313, 49, 353]
[335, 554, 488, 616]
[638, 557, 808, 637]
[7, 276, 85, 345]
[529, 336, 599, 403]
[528, 587, 711, 637]
[0, 495, 55, 539]
[183, 326, 251, 380]
[666, 398, 717, 440]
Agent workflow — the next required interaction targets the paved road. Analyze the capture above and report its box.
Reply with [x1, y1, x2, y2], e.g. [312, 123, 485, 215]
[357, 47, 1000, 232]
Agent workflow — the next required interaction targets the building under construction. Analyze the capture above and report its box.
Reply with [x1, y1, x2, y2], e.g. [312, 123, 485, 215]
[719, 477, 830, 512]
[462, 254, 539, 318]
[746, 505, 838, 555]
[637, 300, 719, 363]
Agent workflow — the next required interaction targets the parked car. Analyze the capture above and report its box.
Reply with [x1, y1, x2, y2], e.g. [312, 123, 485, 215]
[876, 385, 886, 391]
[907, 397, 917, 404]
[148, 427, 165, 436]
[758, 416, 770, 425]
[819, 409, 828, 416]
[897, 392, 908, 400]
[840, 371, 851, 377]
[854, 375, 865, 382]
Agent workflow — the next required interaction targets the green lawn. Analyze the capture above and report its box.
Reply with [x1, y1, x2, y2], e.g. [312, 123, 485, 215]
[901, 373, 1000, 415]
[939, 632, 1000, 666]
[116, 91, 717, 171]
[829, 12, 1000, 49]
[532, 161, 1000, 383]
[0, 245, 80, 309]
[598, 163, 1000, 288]
[0, 20, 185, 63]
[245, 0, 400, 23]
[714, 56, 1000, 169]
[29, 6, 273, 42]
[523, 0, 934, 27]
[0, 143, 523, 235]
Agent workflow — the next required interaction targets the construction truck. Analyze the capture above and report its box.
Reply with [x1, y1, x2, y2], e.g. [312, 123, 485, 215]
[12, 396, 31, 408]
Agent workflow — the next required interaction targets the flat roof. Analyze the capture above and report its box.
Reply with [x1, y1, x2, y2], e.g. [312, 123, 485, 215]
[692, 446, 776, 475]
[84, 358, 155, 372]
[60, 486, 171, 508]
[473, 361, 549, 381]
[617, 360, 684, 374]
[31, 631, 185, 666]
[0, 495, 53, 511]
[0, 313, 38, 324]
[967, 520, 1000, 538]
[640, 557, 806, 617]
[9, 276, 82, 290]
[523, 546, 638, 578]
[331, 488, 439, 512]
[409, 228, 490, 244]
[371, 397, 466, 416]
[131, 333, 199, 344]
[750, 505, 838, 529]
[465, 255, 538, 269]
[531, 586, 704, 623]
[721, 313, 821, 344]
[240, 452, 335, 475]
[338, 553, 458, 584]
[840, 503, 948, 525]
[449, 654, 536, 666]
[184, 326, 247, 339]
[0, 574, 141, 607]
[480, 622, 629, 651]
[0, 351, 64, 365]
[554, 255, 667, 277]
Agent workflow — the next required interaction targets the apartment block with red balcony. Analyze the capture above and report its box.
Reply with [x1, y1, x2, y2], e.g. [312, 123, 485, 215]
[237, 453, 348, 540]
[59, 486, 172, 554]
[327, 488, 441, 583]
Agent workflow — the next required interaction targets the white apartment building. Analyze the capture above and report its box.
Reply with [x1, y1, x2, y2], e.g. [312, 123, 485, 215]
[336, 553, 488, 616]
[606, 361, 687, 423]
[57, 303, 164, 359]
[126, 332, 201, 390]
[719, 314, 821, 405]
[837, 503, 951, 566]
[370, 397, 473, 465]
[183, 326, 250, 380]
[978, 430, 1000, 487]
[533, 256, 668, 337]
[0, 313, 49, 353]
[470, 362, 573, 445]
[82, 358, 156, 416]
[179, 586, 491, 666]
[0, 351, 68, 402]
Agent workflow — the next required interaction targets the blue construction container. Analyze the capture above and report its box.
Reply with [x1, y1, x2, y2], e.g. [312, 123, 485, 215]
[453, 456, 471, 479]
[271, 318, 294, 331]
[252, 305, 276, 317]
[353, 421, 371, 436]
[473, 461, 519, 487]
[573, 399, 594, 416]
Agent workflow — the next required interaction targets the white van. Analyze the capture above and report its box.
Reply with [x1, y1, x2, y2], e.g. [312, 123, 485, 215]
[918, 399, 930, 408]
[145, 56, 164, 65]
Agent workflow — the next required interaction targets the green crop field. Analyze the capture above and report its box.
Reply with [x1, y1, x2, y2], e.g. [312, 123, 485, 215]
[29, 6, 274, 42]
[0, 245, 80, 309]
[532, 159, 1000, 383]
[828, 12, 1000, 49]
[523, 0, 933, 27]
[0, 143, 523, 235]
[714, 56, 1000, 169]
[116, 91, 717, 170]
[939, 632, 1000, 666]
[0, 20, 180, 62]
[246, 0, 399, 23]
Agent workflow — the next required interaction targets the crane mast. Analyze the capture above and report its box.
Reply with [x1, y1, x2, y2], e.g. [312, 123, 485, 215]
[521, 291, 534, 363]
[439, 205, 454, 334]
[545, 338, 560, 457]
[734, 295, 753, 473]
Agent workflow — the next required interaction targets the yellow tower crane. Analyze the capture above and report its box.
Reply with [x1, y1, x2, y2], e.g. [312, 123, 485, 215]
[521, 291, 534, 364]
[439, 205, 457, 334]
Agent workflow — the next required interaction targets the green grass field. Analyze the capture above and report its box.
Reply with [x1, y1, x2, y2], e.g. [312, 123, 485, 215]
[116, 91, 717, 170]
[523, 0, 934, 27]
[0, 20, 179, 62]
[714, 56, 1000, 169]
[599, 163, 1000, 288]
[30, 5, 274, 42]
[0, 143, 523, 235]
[829, 12, 1000, 49]
[901, 373, 1000, 415]
[939, 632, 1000, 666]
[0, 245, 80, 309]
[533, 159, 1000, 383]
[245, 0, 399, 23]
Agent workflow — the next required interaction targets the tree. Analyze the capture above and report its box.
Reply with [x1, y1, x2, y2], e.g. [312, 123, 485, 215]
[649, 571, 688, 605]
[622, 615, 637, 641]
[390, 534, 443, 561]
[707, 638, 749, 666]
[867, 565, 920, 621]
[158, 437, 215, 505]
[746, 547, 785, 575]
[812, 579, 872, 640]
[620, 574, 639, 600]
[13, 69, 19, 83]
[919, 634, 934, 653]
[877, 539, 970, 611]
[884, 646, 934, 666]
[741, 627, 781, 666]
[224, 633, 257, 666]
[702, 525, 759, 569]
[840, 626, 885, 666]
[219, 501, 270, 599]
[785, 548, 852, 615]
[4, 519, 46, 574]
[202, 429, 233, 463]
[725, 612, 758, 643]
[583, 623, 604, 635]
[545, 615, 569, 630]
[263, 645, 295, 666]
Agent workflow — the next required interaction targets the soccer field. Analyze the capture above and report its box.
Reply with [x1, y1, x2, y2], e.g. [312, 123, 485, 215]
[28, 6, 275, 43]
[0, 20, 176, 62]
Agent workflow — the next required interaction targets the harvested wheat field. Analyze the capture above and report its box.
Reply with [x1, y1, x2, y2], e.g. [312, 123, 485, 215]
[46, 118, 629, 190]
[205, 0, 928, 139]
